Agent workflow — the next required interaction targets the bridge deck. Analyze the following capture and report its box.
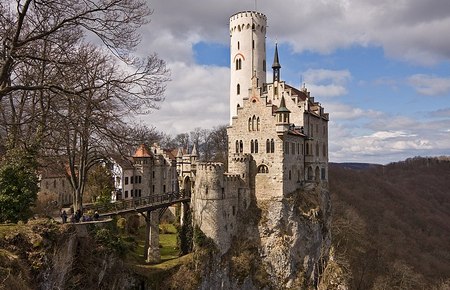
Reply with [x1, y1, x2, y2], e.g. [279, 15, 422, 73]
[93, 192, 190, 217]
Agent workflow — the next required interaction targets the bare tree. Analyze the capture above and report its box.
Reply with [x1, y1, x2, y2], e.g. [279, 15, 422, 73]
[45, 44, 167, 211]
[0, 0, 152, 99]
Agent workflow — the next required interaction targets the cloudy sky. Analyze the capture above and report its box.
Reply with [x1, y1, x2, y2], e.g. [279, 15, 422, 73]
[134, 0, 450, 164]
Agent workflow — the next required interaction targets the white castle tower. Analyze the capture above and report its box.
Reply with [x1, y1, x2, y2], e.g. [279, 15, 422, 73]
[229, 11, 267, 122]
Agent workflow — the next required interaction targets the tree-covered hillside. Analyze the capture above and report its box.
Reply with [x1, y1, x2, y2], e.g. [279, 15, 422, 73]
[330, 157, 450, 289]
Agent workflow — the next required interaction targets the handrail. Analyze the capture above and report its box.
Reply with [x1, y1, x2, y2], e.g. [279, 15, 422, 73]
[93, 190, 190, 216]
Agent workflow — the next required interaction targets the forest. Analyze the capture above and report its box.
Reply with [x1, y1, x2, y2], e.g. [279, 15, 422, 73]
[330, 157, 450, 289]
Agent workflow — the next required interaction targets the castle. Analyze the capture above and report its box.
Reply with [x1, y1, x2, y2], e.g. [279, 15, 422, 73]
[105, 10, 329, 255]
[177, 11, 329, 252]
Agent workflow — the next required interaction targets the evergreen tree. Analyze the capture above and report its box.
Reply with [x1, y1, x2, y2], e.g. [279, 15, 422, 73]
[0, 148, 39, 223]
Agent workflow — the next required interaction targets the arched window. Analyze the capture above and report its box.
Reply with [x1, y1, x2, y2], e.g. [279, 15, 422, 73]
[237, 41, 240, 50]
[235, 140, 239, 153]
[315, 166, 320, 181]
[248, 118, 252, 131]
[237, 84, 240, 95]
[257, 165, 268, 174]
[250, 140, 254, 153]
[321, 168, 326, 180]
[257, 117, 260, 131]
[266, 139, 270, 153]
[252, 115, 256, 131]
[255, 140, 258, 153]
[235, 58, 242, 70]
[239, 140, 243, 153]
[308, 167, 313, 180]
[270, 139, 275, 153]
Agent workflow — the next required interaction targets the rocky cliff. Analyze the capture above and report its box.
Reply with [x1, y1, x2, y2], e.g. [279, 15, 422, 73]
[0, 219, 139, 290]
[184, 183, 347, 289]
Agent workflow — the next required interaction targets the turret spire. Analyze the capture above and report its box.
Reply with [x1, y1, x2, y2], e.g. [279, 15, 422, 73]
[272, 43, 281, 82]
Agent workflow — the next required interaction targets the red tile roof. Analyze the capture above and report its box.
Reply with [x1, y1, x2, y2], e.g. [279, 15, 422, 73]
[133, 144, 152, 158]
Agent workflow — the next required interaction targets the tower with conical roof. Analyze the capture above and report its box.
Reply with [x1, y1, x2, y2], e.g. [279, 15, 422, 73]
[229, 11, 267, 122]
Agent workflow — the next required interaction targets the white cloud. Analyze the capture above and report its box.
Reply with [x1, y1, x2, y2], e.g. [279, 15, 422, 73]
[408, 74, 450, 96]
[324, 103, 383, 120]
[329, 114, 450, 163]
[128, 1, 450, 163]
[140, 62, 229, 134]
[304, 69, 351, 97]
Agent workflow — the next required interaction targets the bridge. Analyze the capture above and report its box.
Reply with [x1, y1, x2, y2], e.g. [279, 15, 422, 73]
[92, 191, 190, 217]
[90, 190, 191, 264]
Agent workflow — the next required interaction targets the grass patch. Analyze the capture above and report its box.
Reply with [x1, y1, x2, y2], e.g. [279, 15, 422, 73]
[126, 223, 179, 264]
[160, 233, 178, 261]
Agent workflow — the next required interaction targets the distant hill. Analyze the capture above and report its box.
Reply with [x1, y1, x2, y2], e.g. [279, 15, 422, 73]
[330, 162, 381, 170]
[329, 156, 450, 289]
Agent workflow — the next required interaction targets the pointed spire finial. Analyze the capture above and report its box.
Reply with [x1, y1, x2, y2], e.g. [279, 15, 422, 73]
[272, 43, 281, 82]
[191, 144, 198, 157]
[272, 43, 281, 69]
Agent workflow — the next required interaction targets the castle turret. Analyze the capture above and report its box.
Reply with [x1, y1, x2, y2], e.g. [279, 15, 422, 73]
[229, 11, 267, 122]
[276, 96, 291, 133]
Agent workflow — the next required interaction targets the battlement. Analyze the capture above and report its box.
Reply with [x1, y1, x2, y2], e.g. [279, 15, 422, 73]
[197, 162, 225, 172]
[224, 173, 241, 182]
[230, 11, 266, 22]
[230, 153, 250, 162]
[229, 11, 266, 35]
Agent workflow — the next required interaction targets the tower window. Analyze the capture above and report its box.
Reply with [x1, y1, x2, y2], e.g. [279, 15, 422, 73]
[235, 58, 242, 70]
[237, 41, 240, 50]
[237, 84, 240, 95]
[252, 40, 255, 49]
[263, 60, 266, 72]
[250, 140, 254, 153]
[271, 139, 275, 153]
[239, 140, 243, 153]
[266, 139, 270, 153]
[235, 140, 239, 153]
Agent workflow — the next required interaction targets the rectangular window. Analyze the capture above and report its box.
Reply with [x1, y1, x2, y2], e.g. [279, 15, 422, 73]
[152, 185, 155, 193]
[125, 191, 128, 198]
[152, 171, 155, 178]
[131, 176, 134, 184]
[138, 176, 142, 183]
[130, 189, 133, 197]
[125, 177, 129, 185]
[163, 185, 166, 193]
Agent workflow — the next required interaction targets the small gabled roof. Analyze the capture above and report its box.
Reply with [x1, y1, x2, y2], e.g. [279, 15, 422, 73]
[133, 144, 152, 158]
[276, 96, 291, 113]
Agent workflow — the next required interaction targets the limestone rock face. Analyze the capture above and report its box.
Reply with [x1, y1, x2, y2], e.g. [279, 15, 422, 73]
[257, 186, 331, 288]
[197, 184, 340, 289]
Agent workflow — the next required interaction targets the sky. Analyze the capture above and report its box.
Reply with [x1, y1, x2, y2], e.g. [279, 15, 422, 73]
[134, 0, 450, 164]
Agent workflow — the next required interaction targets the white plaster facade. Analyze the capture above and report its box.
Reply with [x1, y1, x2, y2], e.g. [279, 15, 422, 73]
[229, 11, 267, 121]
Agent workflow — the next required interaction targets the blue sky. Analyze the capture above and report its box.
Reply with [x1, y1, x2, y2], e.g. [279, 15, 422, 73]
[136, 0, 450, 164]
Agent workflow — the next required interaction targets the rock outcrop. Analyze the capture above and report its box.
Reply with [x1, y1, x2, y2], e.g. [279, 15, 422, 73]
[187, 183, 347, 290]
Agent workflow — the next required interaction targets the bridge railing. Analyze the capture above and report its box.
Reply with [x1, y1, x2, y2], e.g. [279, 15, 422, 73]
[93, 190, 190, 215]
